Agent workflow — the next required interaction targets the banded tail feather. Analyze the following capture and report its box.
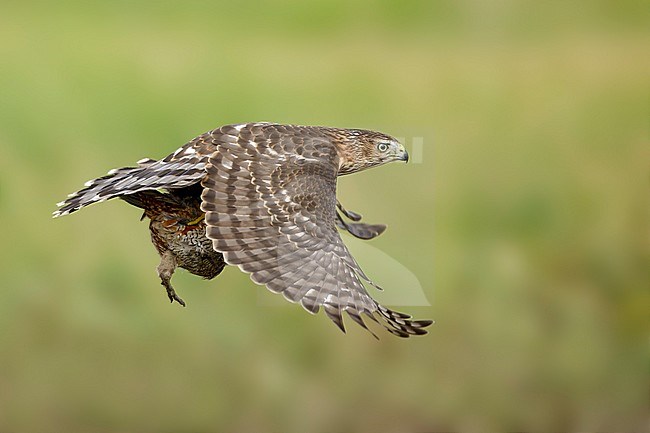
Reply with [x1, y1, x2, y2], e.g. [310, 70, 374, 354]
[53, 157, 207, 217]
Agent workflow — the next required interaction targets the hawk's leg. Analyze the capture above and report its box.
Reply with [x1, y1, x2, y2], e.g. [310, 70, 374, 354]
[157, 250, 186, 307]
[336, 200, 387, 240]
[336, 200, 362, 221]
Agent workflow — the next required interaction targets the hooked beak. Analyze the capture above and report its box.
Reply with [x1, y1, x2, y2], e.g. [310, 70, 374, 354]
[398, 147, 409, 163]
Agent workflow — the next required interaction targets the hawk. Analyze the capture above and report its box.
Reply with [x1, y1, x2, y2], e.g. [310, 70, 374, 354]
[54, 123, 432, 337]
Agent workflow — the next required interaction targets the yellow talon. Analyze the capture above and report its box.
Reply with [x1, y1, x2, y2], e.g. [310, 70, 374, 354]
[186, 214, 205, 226]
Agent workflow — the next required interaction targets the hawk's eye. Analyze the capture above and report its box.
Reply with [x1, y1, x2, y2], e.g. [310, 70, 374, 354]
[377, 142, 389, 153]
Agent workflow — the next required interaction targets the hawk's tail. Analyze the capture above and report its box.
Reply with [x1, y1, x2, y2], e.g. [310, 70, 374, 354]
[53, 158, 206, 217]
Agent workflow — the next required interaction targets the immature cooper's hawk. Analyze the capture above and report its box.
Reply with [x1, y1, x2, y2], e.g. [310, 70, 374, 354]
[54, 123, 432, 337]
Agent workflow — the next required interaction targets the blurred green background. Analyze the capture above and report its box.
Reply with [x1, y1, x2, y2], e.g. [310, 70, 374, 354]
[0, 1, 647, 431]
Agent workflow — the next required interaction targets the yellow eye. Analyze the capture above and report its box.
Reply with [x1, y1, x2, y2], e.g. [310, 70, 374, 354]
[377, 142, 389, 152]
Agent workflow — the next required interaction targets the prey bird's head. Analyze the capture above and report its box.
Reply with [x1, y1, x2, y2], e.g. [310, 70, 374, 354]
[329, 128, 408, 175]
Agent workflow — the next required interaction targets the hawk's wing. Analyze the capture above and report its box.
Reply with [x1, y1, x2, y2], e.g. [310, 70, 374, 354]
[200, 124, 431, 337]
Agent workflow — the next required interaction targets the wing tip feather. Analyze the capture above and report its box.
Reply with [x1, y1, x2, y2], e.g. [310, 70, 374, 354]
[375, 305, 434, 338]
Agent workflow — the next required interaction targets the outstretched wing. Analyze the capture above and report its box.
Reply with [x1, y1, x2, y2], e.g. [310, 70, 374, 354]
[200, 123, 431, 337]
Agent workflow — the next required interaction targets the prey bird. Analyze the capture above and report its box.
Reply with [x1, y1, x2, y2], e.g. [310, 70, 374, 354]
[54, 122, 432, 337]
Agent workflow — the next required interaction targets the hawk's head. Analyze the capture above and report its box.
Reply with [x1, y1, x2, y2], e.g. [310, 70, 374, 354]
[332, 128, 409, 175]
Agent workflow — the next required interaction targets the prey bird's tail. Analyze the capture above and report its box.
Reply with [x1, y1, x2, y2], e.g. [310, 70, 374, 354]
[53, 157, 207, 217]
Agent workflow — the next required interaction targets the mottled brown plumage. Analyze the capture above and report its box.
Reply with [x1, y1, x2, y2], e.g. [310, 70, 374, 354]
[54, 122, 433, 337]
[120, 184, 226, 306]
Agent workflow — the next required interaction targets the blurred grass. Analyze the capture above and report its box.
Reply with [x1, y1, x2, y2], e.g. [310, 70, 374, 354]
[0, 1, 648, 432]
